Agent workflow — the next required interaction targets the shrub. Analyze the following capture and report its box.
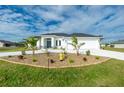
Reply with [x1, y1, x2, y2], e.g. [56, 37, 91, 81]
[21, 50, 26, 55]
[86, 50, 90, 56]
[61, 48, 67, 54]
[110, 44, 114, 48]
[68, 58, 74, 64]
[83, 57, 87, 61]
[95, 56, 100, 60]
[53, 47, 57, 49]
[18, 55, 24, 59]
[8, 55, 12, 58]
[32, 57, 37, 62]
[50, 59, 55, 63]
[105, 43, 109, 47]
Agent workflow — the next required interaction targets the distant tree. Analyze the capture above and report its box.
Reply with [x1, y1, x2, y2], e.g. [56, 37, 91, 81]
[105, 43, 109, 47]
[69, 35, 85, 56]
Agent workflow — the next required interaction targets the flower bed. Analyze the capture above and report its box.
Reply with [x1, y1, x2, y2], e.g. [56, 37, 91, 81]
[1, 53, 110, 68]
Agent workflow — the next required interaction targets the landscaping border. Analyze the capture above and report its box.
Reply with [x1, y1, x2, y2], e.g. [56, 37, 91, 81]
[0, 58, 110, 69]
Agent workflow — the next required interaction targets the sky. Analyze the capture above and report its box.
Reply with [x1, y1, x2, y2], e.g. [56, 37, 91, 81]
[0, 5, 124, 43]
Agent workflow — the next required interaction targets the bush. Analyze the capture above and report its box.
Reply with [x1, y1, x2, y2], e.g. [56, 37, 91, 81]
[18, 55, 24, 59]
[110, 44, 114, 48]
[61, 48, 67, 54]
[53, 47, 57, 49]
[86, 50, 90, 56]
[83, 57, 87, 61]
[105, 43, 109, 47]
[32, 57, 37, 62]
[50, 59, 55, 63]
[68, 58, 74, 64]
[95, 56, 100, 60]
[21, 50, 26, 55]
[8, 55, 12, 58]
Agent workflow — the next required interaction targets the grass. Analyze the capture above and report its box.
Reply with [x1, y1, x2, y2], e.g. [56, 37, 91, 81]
[0, 47, 30, 52]
[0, 59, 124, 86]
[103, 47, 124, 52]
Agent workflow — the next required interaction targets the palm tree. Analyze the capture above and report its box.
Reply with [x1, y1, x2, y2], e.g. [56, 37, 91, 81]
[20, 41, 28, 55]
[22, 41, 28, 50]
[24, 36, 38, 55]
[69, 35, 85, 56]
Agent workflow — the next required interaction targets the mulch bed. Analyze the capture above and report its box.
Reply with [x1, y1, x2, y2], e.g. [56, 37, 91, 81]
[1, 53, 110, 68]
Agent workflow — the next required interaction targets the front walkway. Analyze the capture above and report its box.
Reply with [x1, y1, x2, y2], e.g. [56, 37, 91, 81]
[0, 49, 124, 60]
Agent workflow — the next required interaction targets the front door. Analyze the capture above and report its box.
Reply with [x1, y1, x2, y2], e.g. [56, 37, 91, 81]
[46, 38, 51, 48]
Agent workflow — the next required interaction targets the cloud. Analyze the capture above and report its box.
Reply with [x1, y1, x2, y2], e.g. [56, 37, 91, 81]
[0, 5, 124, 42]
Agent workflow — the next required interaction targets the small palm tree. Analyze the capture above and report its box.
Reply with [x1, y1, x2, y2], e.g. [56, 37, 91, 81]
[23, 41, 28, 50]
[24, 36, 38, 55]
[20, 42, 28, 55]
[69, 35, 85, 56]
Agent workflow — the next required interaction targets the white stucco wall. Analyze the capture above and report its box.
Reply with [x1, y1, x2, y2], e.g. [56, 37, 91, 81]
[65, 37, 100, 50]
[114, 44, 124, 48]
[36, 36, 101, 50]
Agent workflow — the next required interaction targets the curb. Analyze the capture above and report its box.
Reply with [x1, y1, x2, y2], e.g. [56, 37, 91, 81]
[0, 58, 110, 69]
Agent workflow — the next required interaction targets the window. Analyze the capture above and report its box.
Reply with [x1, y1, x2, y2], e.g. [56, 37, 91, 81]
[59, 40, 61, 46]
[56, 40, 61, 46]
[56, 40, 58, 46]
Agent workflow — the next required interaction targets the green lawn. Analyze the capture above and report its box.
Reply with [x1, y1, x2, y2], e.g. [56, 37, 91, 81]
[0, 47, 29, 52]
[103, 47, 124, 52]
[0, 59, 124, 87]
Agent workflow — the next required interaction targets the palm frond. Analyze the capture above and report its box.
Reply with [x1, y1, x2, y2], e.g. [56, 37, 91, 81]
[68, 43, 76, 48]
[78, 43, 85, 49]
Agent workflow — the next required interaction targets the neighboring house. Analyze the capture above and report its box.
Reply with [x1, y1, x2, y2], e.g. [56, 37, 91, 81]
[111, 40, 124, 48]
[100, 43, 111, 47]
[36, 33, 102, 50]
[0, 40, 17, 47]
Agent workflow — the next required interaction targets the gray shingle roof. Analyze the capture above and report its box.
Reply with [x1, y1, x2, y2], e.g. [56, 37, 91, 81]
[42, 33, 102, 37]
[34, 36, 41, 38]
[42, 33, 69, 37]
[112, 40, 124, 44]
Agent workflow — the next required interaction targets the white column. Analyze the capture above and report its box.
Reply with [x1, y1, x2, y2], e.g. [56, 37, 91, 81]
[51, 37, 55, 48]
[39, 37, 41, 49]
[41, 37, 44, 48]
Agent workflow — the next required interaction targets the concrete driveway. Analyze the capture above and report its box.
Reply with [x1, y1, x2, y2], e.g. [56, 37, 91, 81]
[0, 49, 124, 60]
[89, 49, 124, 60]
[66, 49, 124, 60]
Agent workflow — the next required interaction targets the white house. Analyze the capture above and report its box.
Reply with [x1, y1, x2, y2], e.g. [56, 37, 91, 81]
[36, 33, 102, 50]
[111, 40, 124, 48]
